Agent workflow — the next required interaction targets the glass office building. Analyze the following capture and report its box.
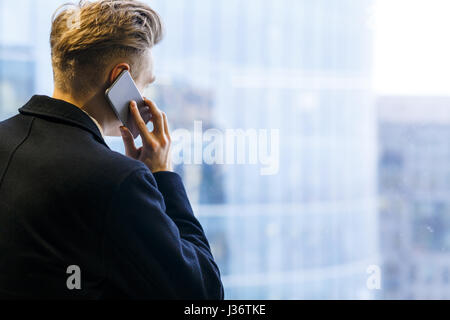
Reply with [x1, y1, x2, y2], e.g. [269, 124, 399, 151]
[378, 96, 450, 300]
[136, 0, 378, 299]
[0, 0, 378, 299]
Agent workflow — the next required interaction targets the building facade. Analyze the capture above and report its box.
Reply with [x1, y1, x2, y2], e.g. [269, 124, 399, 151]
[378, 96, 450, 299]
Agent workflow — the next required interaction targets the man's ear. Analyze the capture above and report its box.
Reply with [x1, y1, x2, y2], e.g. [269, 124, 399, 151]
[109, 63, 131, 86]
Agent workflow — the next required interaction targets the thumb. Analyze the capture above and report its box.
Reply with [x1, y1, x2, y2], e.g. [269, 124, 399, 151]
[120, 126, 139, 159]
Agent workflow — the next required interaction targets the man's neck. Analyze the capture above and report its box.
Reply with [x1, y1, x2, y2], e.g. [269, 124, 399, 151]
[52, 90, 82, 110]
[52, 88, 119, 137]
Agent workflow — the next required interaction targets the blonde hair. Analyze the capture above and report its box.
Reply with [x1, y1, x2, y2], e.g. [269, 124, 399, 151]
[50, 0, 163, 96]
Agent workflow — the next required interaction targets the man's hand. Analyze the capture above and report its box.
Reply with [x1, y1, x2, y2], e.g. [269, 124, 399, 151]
[120, 98, 173, 173]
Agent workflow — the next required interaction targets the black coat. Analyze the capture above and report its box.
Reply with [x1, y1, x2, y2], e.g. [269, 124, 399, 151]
[0, 95, 224, 300]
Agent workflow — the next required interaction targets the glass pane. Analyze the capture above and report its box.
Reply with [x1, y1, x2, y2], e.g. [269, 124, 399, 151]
[1, 0, 450, 300]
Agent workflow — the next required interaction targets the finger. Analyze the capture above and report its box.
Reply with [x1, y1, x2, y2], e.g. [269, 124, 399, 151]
[129, 101, 155, 145]
[120, 126, 139, 158]
[144, 98, 164, 136]
[162, 112, 170, 139]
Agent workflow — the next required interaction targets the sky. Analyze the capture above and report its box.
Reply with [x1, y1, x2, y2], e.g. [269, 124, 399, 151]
[374, 0, 450, 96]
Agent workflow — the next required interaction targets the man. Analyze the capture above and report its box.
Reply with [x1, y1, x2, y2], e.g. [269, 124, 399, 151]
[0, 0, 224, 300]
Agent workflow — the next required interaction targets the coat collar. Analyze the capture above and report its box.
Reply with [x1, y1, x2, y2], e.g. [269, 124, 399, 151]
[19, 95, 109, 148]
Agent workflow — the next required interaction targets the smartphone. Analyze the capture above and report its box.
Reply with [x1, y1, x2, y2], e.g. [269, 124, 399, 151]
[105, 70, 145, 130]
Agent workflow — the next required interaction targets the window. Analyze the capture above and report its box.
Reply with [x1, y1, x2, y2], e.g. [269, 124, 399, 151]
[1, 0, 450, 300]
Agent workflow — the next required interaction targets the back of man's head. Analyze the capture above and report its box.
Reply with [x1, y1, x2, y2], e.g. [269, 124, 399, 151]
[50, 0, 163, 99]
